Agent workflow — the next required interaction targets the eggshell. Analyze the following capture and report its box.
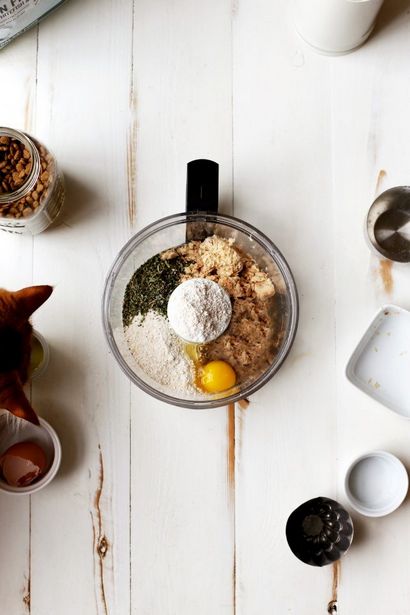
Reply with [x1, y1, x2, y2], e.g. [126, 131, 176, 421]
[0, 441, 47, 487]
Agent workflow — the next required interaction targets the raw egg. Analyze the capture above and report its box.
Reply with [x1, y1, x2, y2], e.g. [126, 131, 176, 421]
[200, 360, 237, 393]
[0, 441, 47, 487]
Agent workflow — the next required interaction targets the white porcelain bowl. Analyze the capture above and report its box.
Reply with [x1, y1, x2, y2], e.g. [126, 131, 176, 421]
[345, 451, 408, 517]
[0, 413, 61, 495]
[346, 305, 410, 419]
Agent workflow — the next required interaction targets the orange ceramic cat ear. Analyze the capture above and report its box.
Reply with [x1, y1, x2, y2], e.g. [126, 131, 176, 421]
[14, 285, 53, 317]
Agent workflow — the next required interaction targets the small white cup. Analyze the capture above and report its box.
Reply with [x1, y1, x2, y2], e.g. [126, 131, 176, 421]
[345, 451, 408, 517]
[0, 413, 61, 495]
[293, 0, 384, 55]
[30, 330, 50, 380]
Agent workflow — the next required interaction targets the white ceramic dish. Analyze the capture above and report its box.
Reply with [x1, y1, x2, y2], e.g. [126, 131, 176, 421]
[0, 410, 61, 495]
[346, 304, 410, 418]
[30, 329, 50, 380]
[345, 451, 408, 517]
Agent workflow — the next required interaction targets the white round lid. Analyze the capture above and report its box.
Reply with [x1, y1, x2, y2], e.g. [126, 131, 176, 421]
[345, 451, 408, 517]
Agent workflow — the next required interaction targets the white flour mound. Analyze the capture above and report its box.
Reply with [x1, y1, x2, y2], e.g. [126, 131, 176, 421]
[124, 311, 197, 395]
[167, 278, 232, 343]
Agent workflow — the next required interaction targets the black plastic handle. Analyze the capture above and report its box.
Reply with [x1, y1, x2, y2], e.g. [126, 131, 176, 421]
[186, 159, 219, 213]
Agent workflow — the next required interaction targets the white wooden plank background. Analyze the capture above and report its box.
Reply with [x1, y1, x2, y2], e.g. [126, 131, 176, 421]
[1, 0, 410, 613]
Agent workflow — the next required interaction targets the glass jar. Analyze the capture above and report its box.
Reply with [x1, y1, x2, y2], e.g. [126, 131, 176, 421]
[102, 211, 299, 409]
[0, 127, 65, 235]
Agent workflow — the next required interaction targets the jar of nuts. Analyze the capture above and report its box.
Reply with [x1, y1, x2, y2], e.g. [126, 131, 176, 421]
[0, 127, 65, 234]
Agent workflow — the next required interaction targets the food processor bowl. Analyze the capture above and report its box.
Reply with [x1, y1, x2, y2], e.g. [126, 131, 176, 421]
[102, 209, 298, 409]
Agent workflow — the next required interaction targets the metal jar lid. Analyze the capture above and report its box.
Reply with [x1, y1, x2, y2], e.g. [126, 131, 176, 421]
[366, 186, 410, 263]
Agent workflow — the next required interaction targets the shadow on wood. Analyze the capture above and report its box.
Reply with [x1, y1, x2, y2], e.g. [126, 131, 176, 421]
[33, 344, 87, 480]
[348, 512, 367, 548]
[56, 172, 100, 230]
[373, 0, 410, 36]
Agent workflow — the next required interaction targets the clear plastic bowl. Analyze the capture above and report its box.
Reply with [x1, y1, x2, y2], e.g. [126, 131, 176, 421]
[102, 212, 298, 408]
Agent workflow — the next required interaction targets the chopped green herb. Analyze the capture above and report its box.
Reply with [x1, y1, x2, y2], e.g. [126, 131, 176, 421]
[122, 254, 185, 326]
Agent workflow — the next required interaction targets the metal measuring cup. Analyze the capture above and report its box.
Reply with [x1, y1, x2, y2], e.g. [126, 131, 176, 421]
[366, 187, 410, 263]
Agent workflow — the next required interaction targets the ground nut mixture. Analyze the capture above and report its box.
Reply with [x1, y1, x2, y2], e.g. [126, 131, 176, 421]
[162, 235, 277, 385]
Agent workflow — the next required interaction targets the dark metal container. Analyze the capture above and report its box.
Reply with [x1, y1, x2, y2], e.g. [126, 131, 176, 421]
[286, 497, 354, 567]
[366, 187, 410, 263]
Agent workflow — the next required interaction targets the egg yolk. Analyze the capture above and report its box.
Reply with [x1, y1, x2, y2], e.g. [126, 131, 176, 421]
[200, 360, 236, 393]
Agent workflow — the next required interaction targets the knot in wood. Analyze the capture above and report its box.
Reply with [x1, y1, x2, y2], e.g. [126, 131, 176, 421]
[97, 535, 109, 559]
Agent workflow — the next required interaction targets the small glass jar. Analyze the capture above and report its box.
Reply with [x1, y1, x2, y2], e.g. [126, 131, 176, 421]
[0, 127, 65, 235]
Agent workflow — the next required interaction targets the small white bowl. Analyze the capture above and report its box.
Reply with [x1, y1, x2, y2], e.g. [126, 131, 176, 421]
[30, 330, 50, 380]
[346, 305, 410, 418]
[345, 451, 408, 517]
[0, 413, 61, 495]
